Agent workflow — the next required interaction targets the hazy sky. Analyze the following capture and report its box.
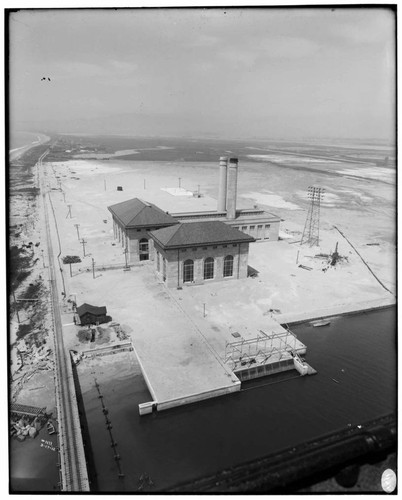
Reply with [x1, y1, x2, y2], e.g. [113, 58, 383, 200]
[9, 7, 395, 140]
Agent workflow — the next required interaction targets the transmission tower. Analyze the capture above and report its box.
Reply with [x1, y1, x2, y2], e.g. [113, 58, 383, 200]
[300, 186, 325, 247]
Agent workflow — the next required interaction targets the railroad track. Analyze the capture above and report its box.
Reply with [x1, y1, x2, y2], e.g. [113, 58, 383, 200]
[39, 151, 90, 491]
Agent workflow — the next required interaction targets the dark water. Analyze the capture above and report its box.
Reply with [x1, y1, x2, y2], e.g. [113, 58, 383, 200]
[77, 306, 396, 492]
[10, 430, 60, 492]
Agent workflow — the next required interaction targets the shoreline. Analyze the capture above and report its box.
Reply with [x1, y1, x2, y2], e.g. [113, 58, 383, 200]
[276, 297, 396, 326]
[9, 133, 51, 161]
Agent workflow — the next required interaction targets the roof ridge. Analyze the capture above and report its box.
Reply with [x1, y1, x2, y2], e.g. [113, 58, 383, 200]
[129, 203, 147, 226]
[166, 223, 182, 246]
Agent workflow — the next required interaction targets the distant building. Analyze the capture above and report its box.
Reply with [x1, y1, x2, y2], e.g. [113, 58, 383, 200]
[108, 198, 178, 263]
[77, 303, 109, 326]
[149, 221, 255, 288]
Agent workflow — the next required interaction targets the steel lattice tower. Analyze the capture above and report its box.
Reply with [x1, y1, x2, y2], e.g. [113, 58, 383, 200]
[300, 186, 325, 247]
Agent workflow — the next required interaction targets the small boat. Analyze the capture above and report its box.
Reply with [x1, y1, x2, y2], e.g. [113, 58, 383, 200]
[46, 421, 56, 435]
[311, 320, 331, 327]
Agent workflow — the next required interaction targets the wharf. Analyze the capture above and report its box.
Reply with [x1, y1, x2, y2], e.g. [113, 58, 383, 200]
[276, 297, 396, 326]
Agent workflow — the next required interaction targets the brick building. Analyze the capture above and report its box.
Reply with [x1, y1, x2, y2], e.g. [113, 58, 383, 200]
[149, 221, 255, 288]
[108, 198, 178, 263]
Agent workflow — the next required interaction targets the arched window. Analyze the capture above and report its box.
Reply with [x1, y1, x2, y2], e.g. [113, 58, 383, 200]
[139, 238, 149, 261]
[223, 255, 234, 277]
[204, 257, 214, 280]
[183, 259, 194, 283]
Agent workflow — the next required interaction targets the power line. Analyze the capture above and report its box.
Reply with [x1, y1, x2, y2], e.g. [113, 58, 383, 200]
[300, 186, 325, 247]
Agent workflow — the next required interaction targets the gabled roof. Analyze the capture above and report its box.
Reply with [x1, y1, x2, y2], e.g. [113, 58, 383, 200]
[108, 198, 178, 228]
[149, 221, 255, 249]
[77, 303, 107, 317]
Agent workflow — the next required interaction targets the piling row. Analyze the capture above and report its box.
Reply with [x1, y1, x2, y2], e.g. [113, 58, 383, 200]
[93, 377, 125, 479]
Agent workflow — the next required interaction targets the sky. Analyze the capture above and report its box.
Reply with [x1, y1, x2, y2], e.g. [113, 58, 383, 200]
[8, 7, 396, 140]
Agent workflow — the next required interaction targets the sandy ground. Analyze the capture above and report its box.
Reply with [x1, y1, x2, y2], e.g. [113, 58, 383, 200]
[38, 155, 395, 406]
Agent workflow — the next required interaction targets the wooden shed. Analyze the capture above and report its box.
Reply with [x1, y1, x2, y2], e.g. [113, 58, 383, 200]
[77, 303, 109, 326]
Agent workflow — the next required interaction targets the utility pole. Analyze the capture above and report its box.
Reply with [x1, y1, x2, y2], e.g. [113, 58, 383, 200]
[66, 204, 72, 219]
[81, 238, 87, 257]
[92, 258, 95, 279]
[124, 247, 129, 269]
[74, 223, 80, 241]
[12, 291, 20, 324]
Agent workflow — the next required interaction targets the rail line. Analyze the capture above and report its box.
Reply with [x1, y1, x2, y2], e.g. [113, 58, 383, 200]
[39, 151, 90, 491]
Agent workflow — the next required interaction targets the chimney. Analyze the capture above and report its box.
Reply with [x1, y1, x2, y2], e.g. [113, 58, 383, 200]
[217, 156, 228, 212]
[226, 158, 238, 220]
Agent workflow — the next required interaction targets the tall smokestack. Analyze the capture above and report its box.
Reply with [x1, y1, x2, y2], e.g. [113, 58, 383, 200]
[217, 156, 228, 212]
[226, 158, 238, 220]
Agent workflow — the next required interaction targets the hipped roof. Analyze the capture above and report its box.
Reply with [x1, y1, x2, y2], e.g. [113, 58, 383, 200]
[108, 198, 178, 228]
[149, 221, 255, 249]
[77, 303, 107, 317]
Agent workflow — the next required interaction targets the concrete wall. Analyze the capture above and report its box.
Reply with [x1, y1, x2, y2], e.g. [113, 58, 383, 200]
[153, 241, 250, 288]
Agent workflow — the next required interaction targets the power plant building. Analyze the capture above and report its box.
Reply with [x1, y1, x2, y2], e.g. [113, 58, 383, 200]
[171, 157, 280, 242]
[150, 221, 254, 288]
[107, 156, 281, 284]
[107, 198, 177, 263]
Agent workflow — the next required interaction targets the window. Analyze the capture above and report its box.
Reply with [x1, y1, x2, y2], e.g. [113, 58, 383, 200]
[257, 225, 263, 239]
[192, 247, 198, 251]
[232, 244, 237, 247]
[250, 225, 255, 235]
[224, 255, 234, 277]
[213, 246, 218, 249]
[265, 224, 271, 239]
[183, 259, 194, 282]
[137, 229, 141, 232]
[156, 251, 160, 272]
[203, 247, 208, 250]
[223, 245, 228, 248]
[163, 257, 167, 281]
[139, 238, 149, 261]
[204, 257, 214, 280]
[242, 226, 247, 231]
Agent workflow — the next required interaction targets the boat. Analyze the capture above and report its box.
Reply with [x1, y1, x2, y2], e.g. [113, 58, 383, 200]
[311, 320, 331, 327]
[46, 420, 56, 435]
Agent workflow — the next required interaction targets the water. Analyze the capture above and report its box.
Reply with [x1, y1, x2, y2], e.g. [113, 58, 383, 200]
[77, 307, 396, 492]
[9, 131, 40, 151]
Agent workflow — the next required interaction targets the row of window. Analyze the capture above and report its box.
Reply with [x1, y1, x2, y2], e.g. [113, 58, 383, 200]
[156, 253, 234, 281]
[183, 256, 234, 282]
[232, 224, 271, 240]
[180, 244, 237, 252]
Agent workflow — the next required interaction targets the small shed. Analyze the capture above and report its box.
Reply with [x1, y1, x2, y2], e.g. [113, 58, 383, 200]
[77, 303, 108, 326]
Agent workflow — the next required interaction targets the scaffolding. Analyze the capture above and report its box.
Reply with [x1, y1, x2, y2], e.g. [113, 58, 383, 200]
[301, 186, 325, 247]
[223, 329, 301, 372]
